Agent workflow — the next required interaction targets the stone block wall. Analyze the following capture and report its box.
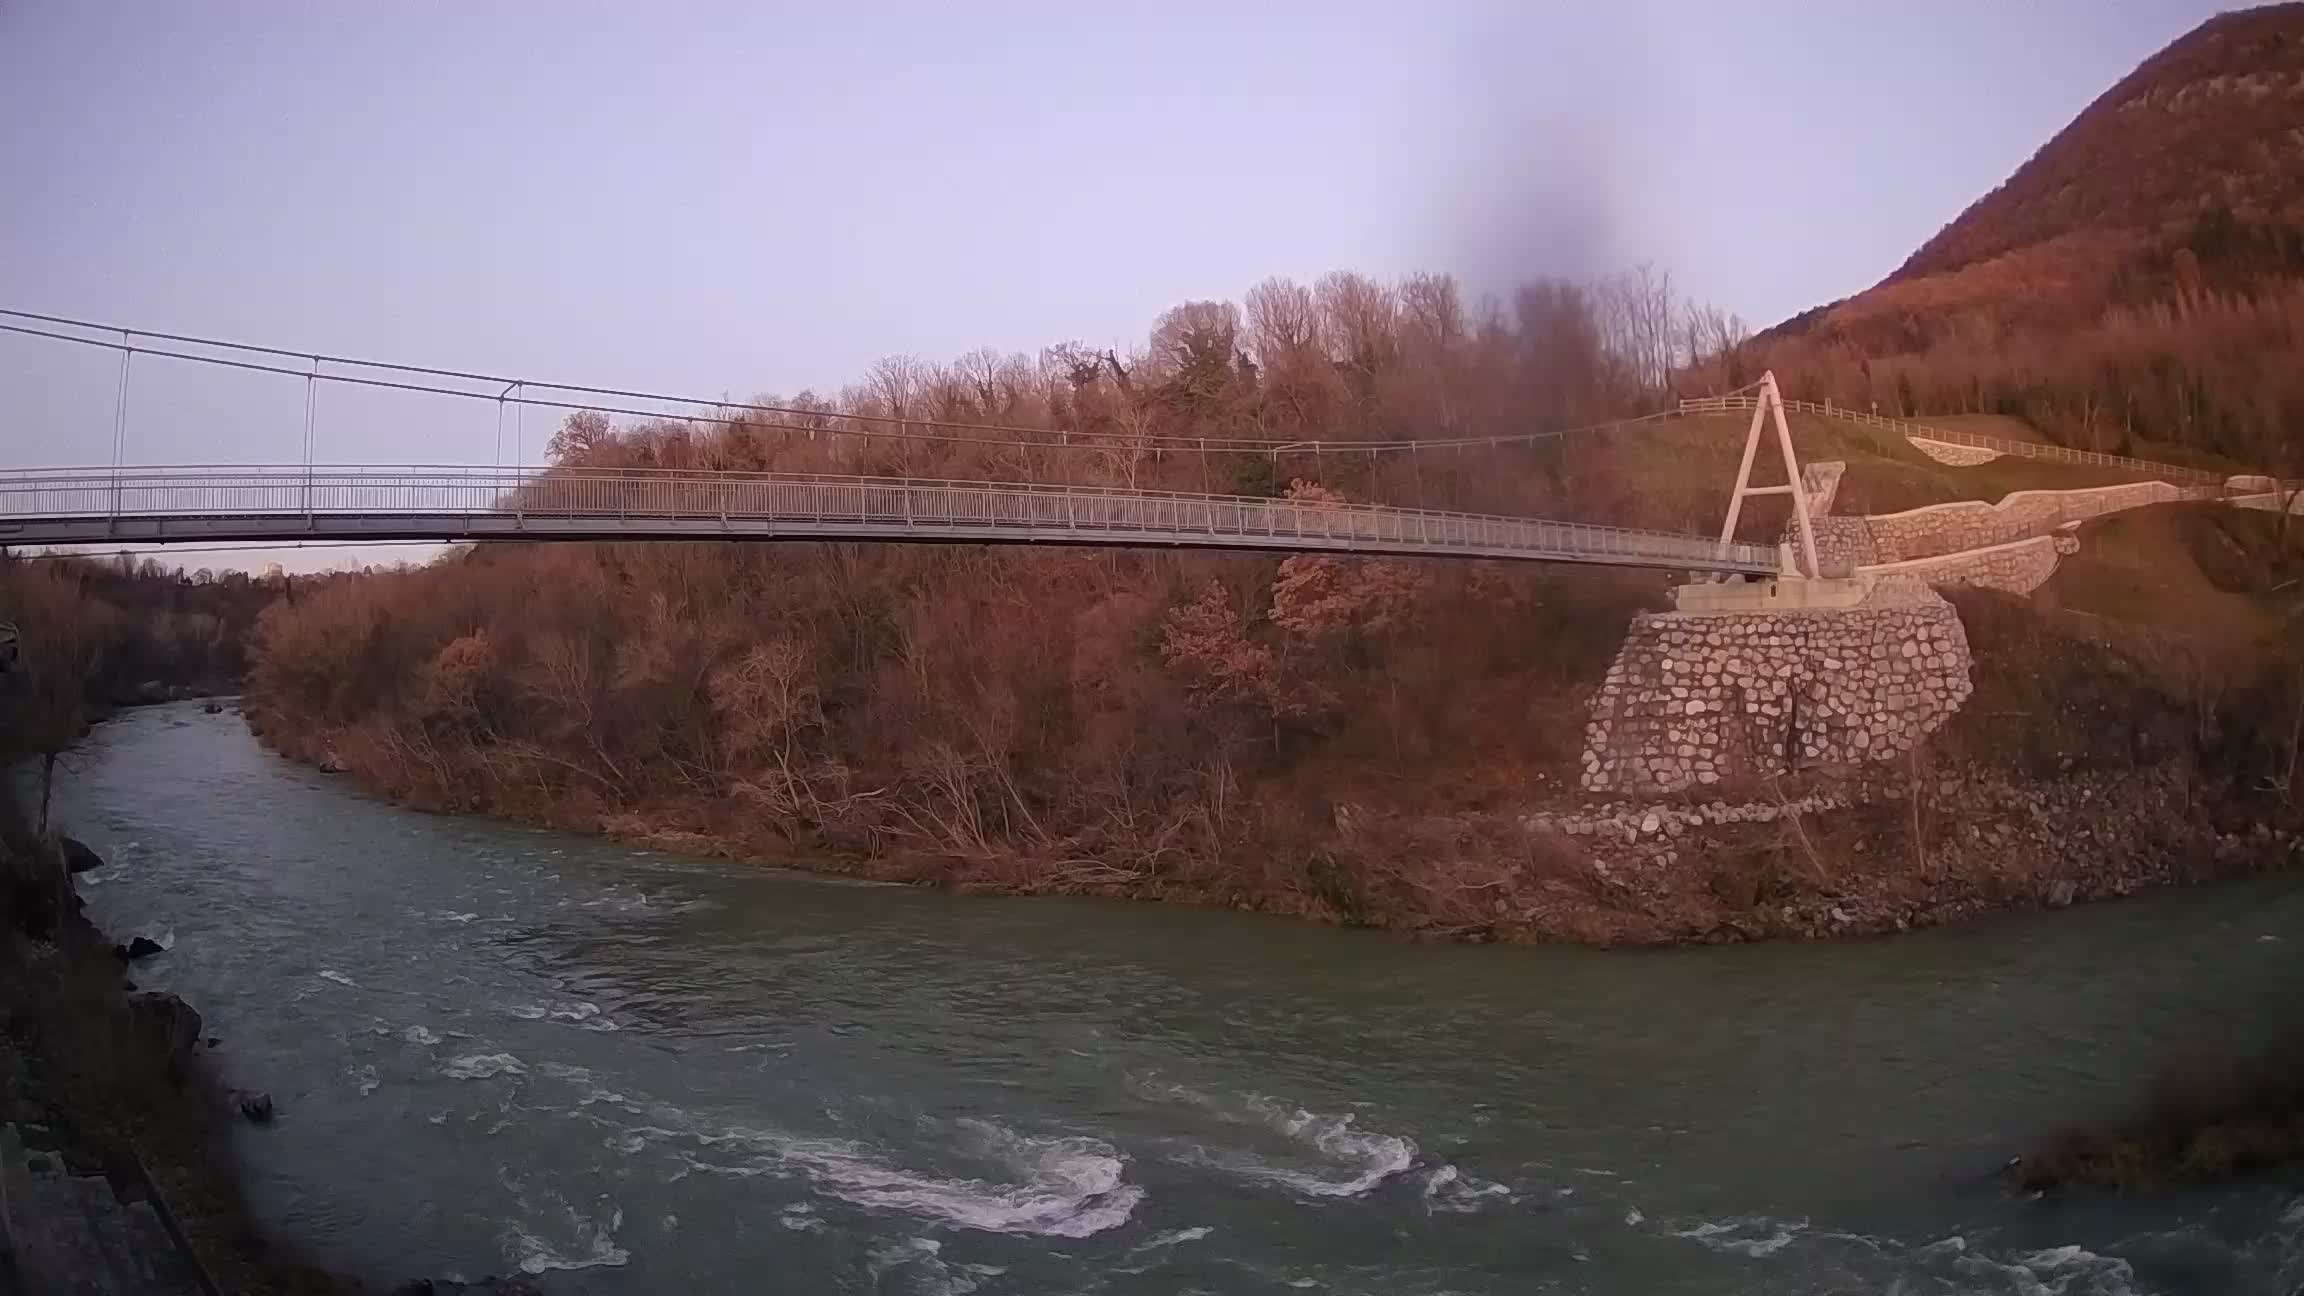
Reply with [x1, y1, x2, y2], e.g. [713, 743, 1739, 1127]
[1858, 533, 2077, 597]
[1909, 438, 2003, 466]
[1775, 461, 1866, 576]
[1800, 460, 1846, 515]
[1798, 517, 1878, 576]
[1580, 589, 1973, 796]
[2232, 487, 2304, 516]
[1865, 481, 2186, 562]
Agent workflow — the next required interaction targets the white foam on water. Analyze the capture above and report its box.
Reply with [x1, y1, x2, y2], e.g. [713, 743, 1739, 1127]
[354, 1064, 379, 1097]
[1133, 1225, 1213, 1252]
[1220, 1098, 1417, 1199]
[1419, 1164, 1514, 1214]
[1673, 1222, 2147, 1295]
[317, 969, 357, 988]
[1134, 1079, 1417, 1201]
[1624, 1207, 1645, 1226]
[442, 1053, 526, 1080]
[867, 1238, 991, 1296]
[499, 1192, 628, 1276]
[779, 1202, 824, 1232]
[403, 1025, 443, 1046]
[1937, 1241, 2140, 1296]
[504, 1000, 621, 1031]
[696, 1117, 1142, 1238]
[1673, 1216, 1807, 1259]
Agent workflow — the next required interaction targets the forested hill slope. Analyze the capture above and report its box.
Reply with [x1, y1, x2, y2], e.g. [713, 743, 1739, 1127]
[1743, 4, 2304, 471]
[1895, 3, 2304, 285]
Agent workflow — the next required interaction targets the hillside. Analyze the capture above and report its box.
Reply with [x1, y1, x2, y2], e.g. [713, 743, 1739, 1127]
[1744, 4, 2304, 472]
[1897, 4, 2304, 284]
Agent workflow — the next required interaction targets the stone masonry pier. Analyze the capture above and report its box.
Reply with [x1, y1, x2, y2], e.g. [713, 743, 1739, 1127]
[1580, 582, 1973, 796]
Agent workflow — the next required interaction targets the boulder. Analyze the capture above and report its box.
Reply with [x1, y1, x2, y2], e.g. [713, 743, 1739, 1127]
[2046, 880, 2078, 909]
[57, 836, 104, 874]
[113, 936, 165, 962]
[235, 1091, 275, 1124]
[317, 751, 348, 774]
[126, 992, 203, 1080]
[201, 701, 223, 715]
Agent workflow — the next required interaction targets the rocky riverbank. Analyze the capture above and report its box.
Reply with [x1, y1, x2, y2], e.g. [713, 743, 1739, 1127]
[2010, 1028, 2304, 1195]
[256, 698, 2303, 947]
[1504, 762, 2304, 944]
[0, 826, 549, 1295]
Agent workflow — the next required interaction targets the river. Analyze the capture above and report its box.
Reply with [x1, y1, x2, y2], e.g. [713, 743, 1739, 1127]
[51, 702, 2304, 1293]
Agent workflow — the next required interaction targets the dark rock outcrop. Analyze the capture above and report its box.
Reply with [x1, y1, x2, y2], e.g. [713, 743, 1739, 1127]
[114, 936, 166, 962]
[57, 836, 104, 874]
[235, 1091, 274, 1124]
[124, 992, 203, 1081]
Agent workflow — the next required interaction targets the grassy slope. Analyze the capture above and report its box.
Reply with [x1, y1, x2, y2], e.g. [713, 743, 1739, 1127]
[1640, 411, 2179, 543]
[2044, 502, 2301, 650]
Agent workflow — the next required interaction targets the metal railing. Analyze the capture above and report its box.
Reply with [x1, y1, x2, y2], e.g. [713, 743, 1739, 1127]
[0, 464, 1781, 574]
[1678, 395, 2224, 483]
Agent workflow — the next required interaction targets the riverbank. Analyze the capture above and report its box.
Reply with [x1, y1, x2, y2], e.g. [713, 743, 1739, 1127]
[0, 822, 549, 1295]
[236, 505, 2304, 947]
[60, 700, 2304, 1293]
[2017, 1032, 2304, 1193]
[247, 700, 2304, 947]
[0, 828, 346, 1294]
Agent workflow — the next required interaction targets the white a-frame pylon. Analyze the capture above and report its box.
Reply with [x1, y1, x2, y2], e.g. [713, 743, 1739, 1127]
[1715, 371, 1820, 578]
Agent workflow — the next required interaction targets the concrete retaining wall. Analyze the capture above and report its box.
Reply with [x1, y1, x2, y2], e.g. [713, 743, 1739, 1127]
[1910, 438, 2004, 466]
[1856, 532, 2079, 597]
[1865, 481, 2188, 562]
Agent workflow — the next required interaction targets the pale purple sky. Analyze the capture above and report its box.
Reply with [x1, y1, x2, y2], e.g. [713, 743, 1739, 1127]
[0, 1, 2235, 564]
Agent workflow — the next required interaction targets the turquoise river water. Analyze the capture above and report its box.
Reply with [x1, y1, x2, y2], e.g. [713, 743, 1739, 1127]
[54, 702, 2304, 1293]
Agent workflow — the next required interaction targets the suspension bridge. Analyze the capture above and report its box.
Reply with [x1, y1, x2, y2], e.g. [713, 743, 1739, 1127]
[0, 309, 1811, 574]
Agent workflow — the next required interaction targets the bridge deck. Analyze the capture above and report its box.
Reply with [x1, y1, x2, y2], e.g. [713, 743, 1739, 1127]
[0, 466, 1780, 574]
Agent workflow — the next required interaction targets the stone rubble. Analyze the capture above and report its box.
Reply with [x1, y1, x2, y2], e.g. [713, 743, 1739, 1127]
[1524, 791, 1852, 843]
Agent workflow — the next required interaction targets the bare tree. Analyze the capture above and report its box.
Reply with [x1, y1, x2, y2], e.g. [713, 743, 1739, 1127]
[0, 565, 115, 833]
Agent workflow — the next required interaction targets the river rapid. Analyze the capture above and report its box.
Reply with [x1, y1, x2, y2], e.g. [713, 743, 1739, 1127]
[51, 702, 2304, 1294]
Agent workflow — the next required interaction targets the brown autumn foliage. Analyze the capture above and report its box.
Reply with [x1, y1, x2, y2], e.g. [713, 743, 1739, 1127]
[2017, 1031, 2304, 1192]
[1897, 5, 2304, 285]
[0, 553, 275, 828]
[1736, 4, 2304, 476]
[240, 282, 2303, 938]
[243, 271, 1767, 930]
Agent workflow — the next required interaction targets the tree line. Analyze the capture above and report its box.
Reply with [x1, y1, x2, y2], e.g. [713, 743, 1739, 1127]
[243, 268, 1759, 933]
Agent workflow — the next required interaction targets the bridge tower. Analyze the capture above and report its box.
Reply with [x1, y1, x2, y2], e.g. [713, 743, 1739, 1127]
[1715, 371, 1820, 579]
